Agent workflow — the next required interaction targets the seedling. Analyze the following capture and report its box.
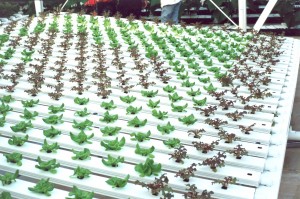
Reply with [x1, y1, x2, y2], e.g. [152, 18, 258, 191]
[179, 114, 197, 126]
[238, 95, 252, 105]
[0, 116, 5, 127]
[187, 128, 205, 139]
[184, 184, 214, 199]
[10, 121, 33, 133]
[21, 99, 39, 107]
[175, 163, 197, 182]
[48, 103, 65, 114]
[193, 139, 219, 153]
[238, 123, 256, 134]
[135, 144, 155, 158]
[181, 79, 195, 88]
[0, 103, 13, 115]
[101, 137, 126, 151]
[192, 97, 207, 106]
[128, 116, 147, 127]
[43, 126, 61, 138]
[157, 122, 175, 134]
[75, 107, 90, 117]
[227, 144, 248, 159]
[219, 98, 235, 110]
[168, 92, 183, 102]
[20, 108, 38, 120]
[43, 114, 64, 125]
[205, 118, 228, 129]
[40, 139, 59, 153]
[71, 166, 91, 179]
[71, 148, 91, 161]
[187, 88, 201, 97]
[141, 90, 158, 98]
[131, 131, 151, 142]
[120, 95, 136, 104]
[212, 176, 237, 189]
[198, 77, 210, 83]
[70, 131, 94, 144]
[101, 126, 122, 136]
[0, 170, 19, 186]
[102, 155, 124, 167]
[163, 85, 176, 93]
[147, 99, 160, 109]
[209, 90, 227, 100]
[0, 95, 14, 103]
[126, 106, 142, 115]
[67, 186, 94, 199]
[177, 72, 189, 80]
[203, 83, 217, 93]
[135, 158, 162, 177]
[35, 157, 60, 174]
[72, 119, 93, 130]
[244, 104, 264, 114]
[74, 97, 89, 105]
[218, 130, 240, 143]
[152, 109, 168, 120]
[8, 135, 28, 146]
[106, 175, 130, 188]
[4, 152, 22, 166]
[0, 191, 12, 199]
[171, 103, 188, 112]
[28, 178, 54, 196]
[101, 100, 117, 110]
[199, 152, 226, 172]
[169, 146, 189, 163]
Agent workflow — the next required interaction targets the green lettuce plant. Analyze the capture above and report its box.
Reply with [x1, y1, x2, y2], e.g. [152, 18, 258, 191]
[20, 108, 38, 120]
[40, 139, 59, 153]
[48, 104, 65, 114]
[100, 111, 118, 123]
[181, 79, 195, 88]
[0, 103, 12, 115]
[168, 93, 183, 102]
[192, 97, 207, 106]
[100, 126, 122, 136]
[101, 137, 126, 151]
[187, 88, 201, 97]
[0, 170, 19, 186]
[28, 178, 54, 196]
[128, 116, 147, 127]
[66, 186, 94, 199]
[198, 77, 211, 83]
[147, 99, 160, 109]
[8, 135, 28, 146]
[126, 106, 142, 115]
[35, 157, 60, 174]
[0, 191, 12, 199]
[179, 114, 197, 126]
[193, 69, 206, 76]
[163, 85, 176, 93]
[10, 121, 33, 133]
[120, 95, 136, 104]
[72, 119, 93, 130]
[152, 109, 168, 120]
[0, 116, 6, 127]
[101, 100, 117, 110]
[204, 83, 217, 93]
[177, 72, 189, 80]
[157, 122, 175, 134]
[21, 99, 39, 107]
[135, 158, 161, 177]
[43, 114, 64, 125]
[71, 166, 91, 179]
[163, 138, 181, 149]
[74, 97, 89, 105]
[102, 155, 124, 167]
[106, 175, 130, 188]
[4, 152, 22, 166]
[173, 65, 185, 73]
[43, 126, 61, 138]
[141, 90, 158, 98]
[135, 144, 155, 158]
[71, 148, 91, 160]
[70, 131, 94, 144]
[130, 131, 151, 142]
[0, 95, 14, 103]
[171, 103, 188, 112]
[75, 107, 90, 117]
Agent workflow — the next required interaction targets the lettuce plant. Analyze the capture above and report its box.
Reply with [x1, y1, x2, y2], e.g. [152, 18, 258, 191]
[0, 170, 19, 186]
[75, 107, 90, 117]
[204, 83, 217, 93]
[72, 119, 93, 130]
[40, 139, 60, 153]
[135, 144, 155, 158]
[198, 77, 210, 83]
[67, 186, 94, 199]
[187, 88, 201, 97]
[0, 95, 14, 103]
[43, 126, 61, 138]
[126, 106, 142, 115]
[168, 93, 183, 102]
[0, 103, 12, 115]
[177, 72, 189, 80]
[72, 148, 91, 160]
[20, 108, 38, 120]
[141, 90, 158, 98]
[157, 122, 175, 134]
[135, 158, 161, 177]
[212, 176, 237, 189]
[192, 97, 207, 106]
[28, 178, 54, 196]
[21, 99, 39, 107]
[169, 146, 189, 163]
[48, 103, 65, 114]
[102, 155, 124, 167]
[8, 135, 28, 146]
[207, 67, 221, 73]
[100, 111, 118, 123]
[4, 152, 22, 166]
[171, 103, 188, 112]
[43, 114, 64, 125]
[70, 131, 94, 144]
[35, 157, 60, 174]
[179, 114, 197, 126]
[120, 95, 136, 104]
[71, 166, 91, 179]
[100, 126, 122, 136]
[152, 109, 168, 120]
[0, 116, 6, 127]
[101, 100, 117, 110]
[163, 138, 181, 149]
[128, 116, 147, 127]
[173, 65, 185, 73]
[163, 85, 176, 93]
[147, 99, 160, 109]
[74, 97, 89, 105]
[130, 131, 151, 142]
[10, 121, 33, 133]
[193, 69, 206, 76]
[0, 191, 12, 199]
[106, 175, 130, 188]
[101, 137, 126, 151]
[181, 79, 195, 88]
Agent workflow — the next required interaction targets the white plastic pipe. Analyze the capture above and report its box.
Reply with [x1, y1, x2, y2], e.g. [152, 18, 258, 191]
[34, 0, 44, 16]
[288, 130, 300, 141]
[238, 0, 247, 31]
[60, 0, 70, 12]
[253, 0, 278, 32]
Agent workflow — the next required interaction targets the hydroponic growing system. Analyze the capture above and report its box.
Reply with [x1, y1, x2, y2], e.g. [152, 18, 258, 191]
[0, 12, 299, 199]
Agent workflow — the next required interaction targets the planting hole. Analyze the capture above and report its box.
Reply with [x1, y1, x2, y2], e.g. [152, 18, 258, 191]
[93, 113, 98, 115]
[258, 146, 262, 149]
[268, 106, 271, 108]
[262, 124, 266, 126]
[256, 142, 261, 144]
[247, 173, 252, 176]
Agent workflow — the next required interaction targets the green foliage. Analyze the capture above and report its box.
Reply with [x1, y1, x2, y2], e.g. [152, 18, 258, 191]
[168, 92, 183, 102]
[43, 114, 64, 125]
[10, 121, 33, 133]
[120, 95, 136, 104]
[8, 135, 28, 146]
[100, 126, 122, 136]
[126, 106, 142, 115]
[177, 72, 189, 80]
[192, 97, 207, 106]
[66, 186, 94, 199]
[43, 126, 61, 138]
[102, 155, 124, 167]
[70, 131, 94, 144]
[0, 103, 12, 115]
[101, 137, 126, 151]
[75, 107, 90, 117]
[71, 166, 91, 179]
[193, 69, 206, 76]
[0, 170, 19, 186]
[35, 157, 60, 174]
[0, 95, 14, 103]
[0, 116, 6, 127]
[4, 152, 22, 166]
[40, 139, 59, 153]
[157, 122, 175, 134]
[181, 79, 195, 88]
[204, 83, 217, 92]
[28, 178, 54, 196]
[163, 85, 176, 93]
[100, 111, 118, 123]
[152, 109, 168, 120]
[135, 144, 155, 158]
[74, 97, 89, 105]
[128, 116, 147, 127]
[187, 88, 201, 97]
[163, 138, 181, 149]
[179, 114, 197, 126]
[21, 99, 39, 107]
[130, 131, 151, 142]
[101, 100, 117, 110]
[135, 158, 162, 177]
[171, 103, 188, 112]
[48, 104, 65, 114]
[198, 77, 211, 83]
[106, 175, 130, 188]
[20, 108, 38, 120]
[141, 90, 158, 98]
[147, 99, 160, 109]
[71, 148, 91, 161]
[72, 119, 93, 130]
[204, 58, 213, 66]
[0, 191, 12, 199]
